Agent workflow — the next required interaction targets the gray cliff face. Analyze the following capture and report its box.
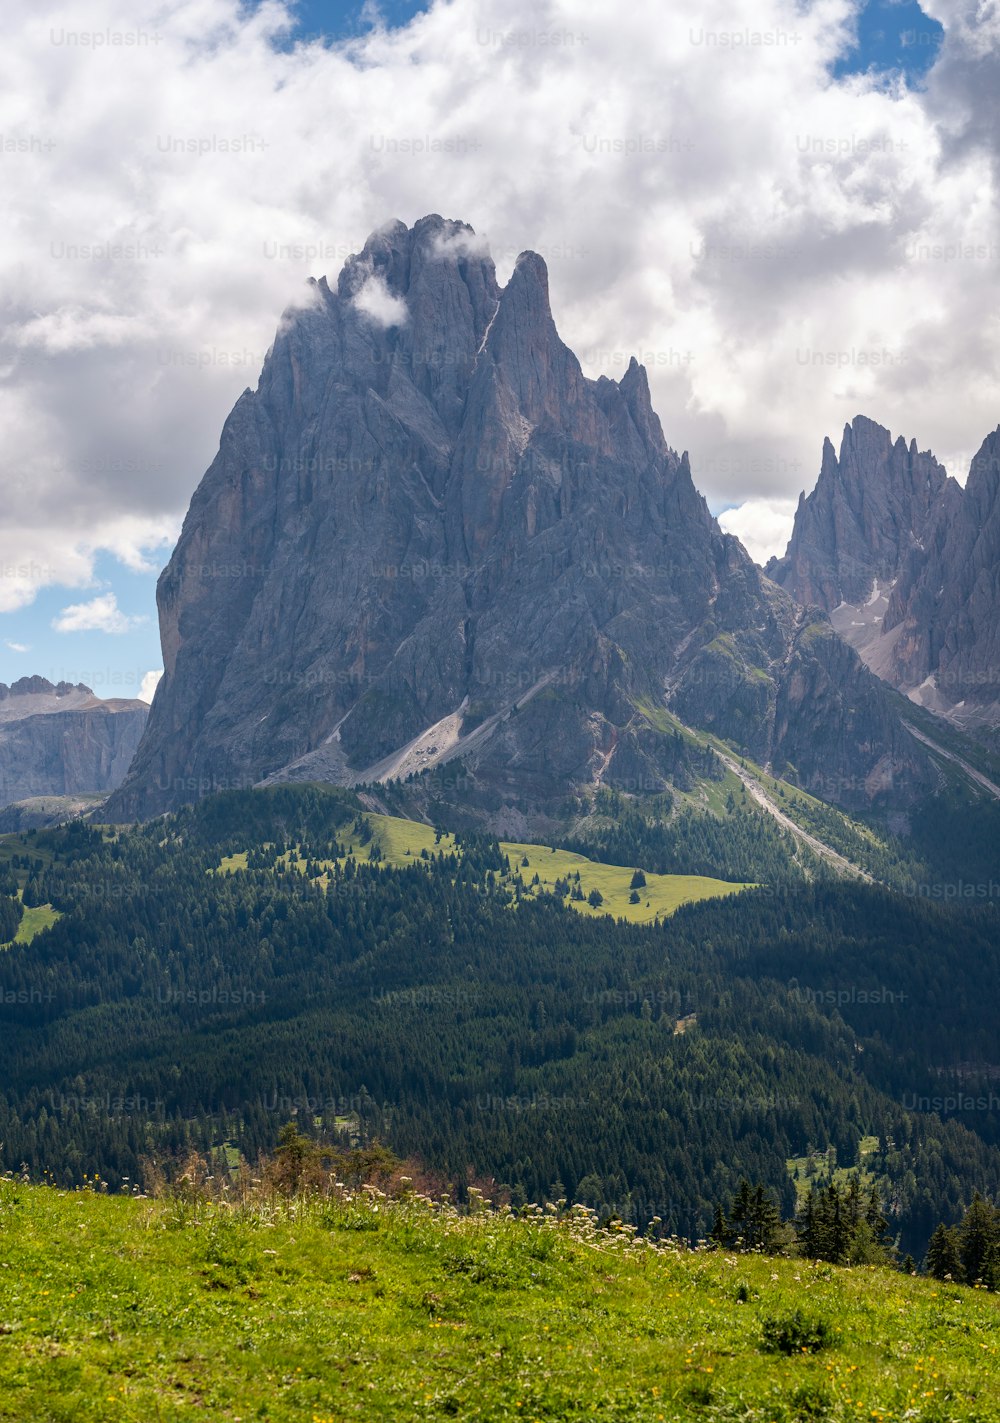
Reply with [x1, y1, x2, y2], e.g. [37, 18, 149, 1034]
[108, 217, 935, 821]
[0, 678, 147, 808]
[766, 416, 957, 613]
[882, 428, 1000, 722]
[768, 416, 1000, 729]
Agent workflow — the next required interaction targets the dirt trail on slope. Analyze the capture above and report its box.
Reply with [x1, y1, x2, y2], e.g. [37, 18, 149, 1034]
[716, 751, 873, 883]
[904, 723, 1000, 801]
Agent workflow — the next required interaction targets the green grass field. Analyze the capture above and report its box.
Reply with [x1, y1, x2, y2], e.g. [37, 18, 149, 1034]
[381, 814, 752, 921]
[371, 813, 453, 864]
[0, 895, 61, 949]
[787, 1138, 881, 1207]
[1, 1178, 999, 1422]
[217, 851, 250, 872]
[12, 901, 60, 944]
[499, 839, 747, 921]
[0, 838, 57, 875]
[217, 813, 752, 924]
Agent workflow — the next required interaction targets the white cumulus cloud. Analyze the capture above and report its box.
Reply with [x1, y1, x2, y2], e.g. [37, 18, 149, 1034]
[0, 0, 997, 609]
[718, 498, 798, 565]
[52, 593, 145, 635]
[139, 668, 163, 703]
[351, 273, 409, 328]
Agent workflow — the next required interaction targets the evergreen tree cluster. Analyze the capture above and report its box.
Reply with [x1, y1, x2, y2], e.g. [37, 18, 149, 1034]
[0, 784, 997, 1261]
[926, 1193, 1000, 1287]
[795, 1180, 893, 1265]
[710, 1177, 893, 1266]
[709, 1180, 784, 1253]
[0, 892, 22, 943]
[563, 803, 814, 886]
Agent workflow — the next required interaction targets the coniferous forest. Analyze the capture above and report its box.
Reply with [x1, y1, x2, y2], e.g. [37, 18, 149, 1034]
[2, 783, 1000, 1261]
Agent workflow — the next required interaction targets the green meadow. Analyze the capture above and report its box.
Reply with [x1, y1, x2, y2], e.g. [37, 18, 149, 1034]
[1, 1178, 998, 1422]
[228, 810, 752, 924]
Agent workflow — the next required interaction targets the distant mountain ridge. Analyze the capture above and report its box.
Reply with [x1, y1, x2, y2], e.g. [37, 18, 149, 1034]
[0, 676, 93, 711]
[881, 428, 1000, 726]
[108, 216, 943, 824]
[768, 418, 1000, 731]
[0, 677, 147, 808]
[765, 416, 958, 613]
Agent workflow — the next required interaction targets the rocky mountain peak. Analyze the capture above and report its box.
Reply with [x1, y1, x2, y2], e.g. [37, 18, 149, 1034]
[767, 415, 956, 613]
[766, 411, 1000, 731]
[968, 426, 1000, 505]
[107, 218, 938, 823]
[0, 676, 94, 700]
[879, 425, 1000, 724]
[0, 675, 147, 808]
[475, 247, 572, 426]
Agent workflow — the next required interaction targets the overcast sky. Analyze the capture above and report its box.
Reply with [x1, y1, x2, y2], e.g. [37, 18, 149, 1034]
[2, 0, 997, 697]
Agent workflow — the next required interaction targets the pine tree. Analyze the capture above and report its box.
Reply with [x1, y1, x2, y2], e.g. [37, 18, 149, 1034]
[748, 1184, 783, 1253]
[729, 1180, 753, 1247]
[728, 1180, 782, 1253]
[709, 1201, 731, 1249]
[959, 1192, 998, 1286]
[823, 1182, 849, 1264]
[982, 1238, 1000, 1292]
[925, 1222, 962, 1282]
[865, 1185, 891, 1252]
[796, 1188, 818, 1258]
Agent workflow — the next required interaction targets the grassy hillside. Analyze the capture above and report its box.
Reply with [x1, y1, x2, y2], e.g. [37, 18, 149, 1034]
[0, 894, 60, 950]
[12, 900, 60, 944]
[787, 1137, 880, 1207]
[375, 812, 749, 921]
[500, 840, 745, 921]
[225, 811, 752, 924]
[2, 1177, 999, 1422]
[5, 786, 1000, 1257]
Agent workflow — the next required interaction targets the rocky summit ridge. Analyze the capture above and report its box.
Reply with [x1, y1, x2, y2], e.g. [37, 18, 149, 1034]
[769, 417, 1000, 731]
[0, 677, 147, 809]
[107, 216, 940, 824]
[766, 416, 959, 615]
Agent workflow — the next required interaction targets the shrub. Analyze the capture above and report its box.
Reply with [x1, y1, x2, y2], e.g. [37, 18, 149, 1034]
[760, 1309, 836, 1355]
[789, 1380, 834, 1417]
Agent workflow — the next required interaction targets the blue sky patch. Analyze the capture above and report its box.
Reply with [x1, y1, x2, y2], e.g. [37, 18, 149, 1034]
[0, 554, 161, 699]
[255, 0, 432, 47]
[833, 0, 943, 84]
